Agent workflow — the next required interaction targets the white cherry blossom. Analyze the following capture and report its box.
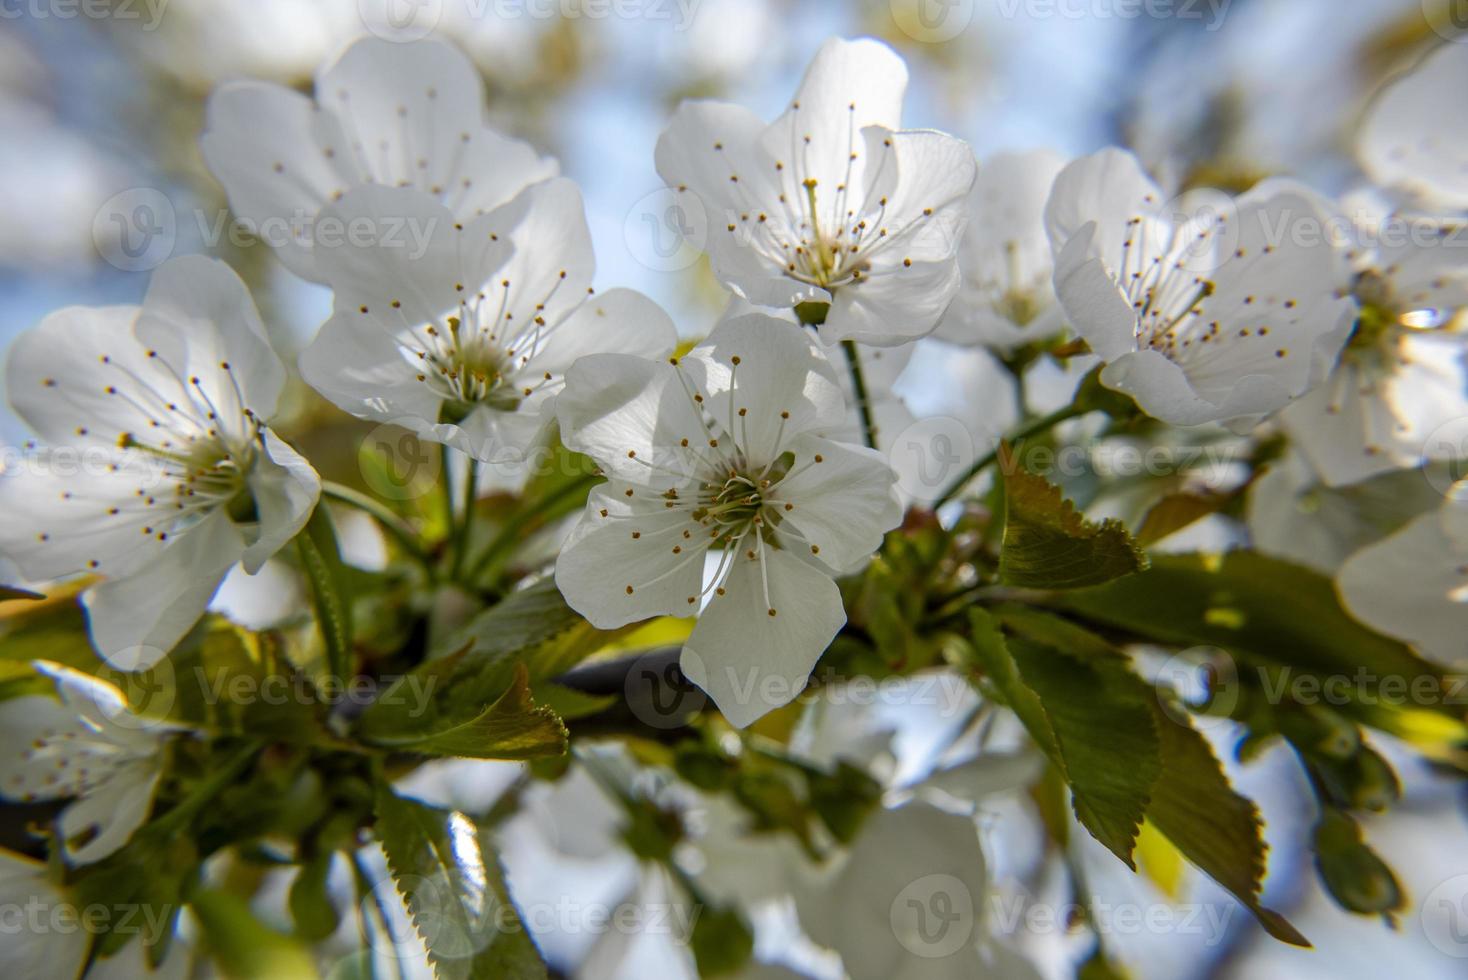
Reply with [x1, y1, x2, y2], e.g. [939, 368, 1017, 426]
[554, 314, 902, 727]
[201, 36, 556, 283]
[1358, 43, 1468, 214]
[299, 178, 677, 465]
[1281, 211, 1468, 486]
[0, 662, 178, 865]
[1337, 490, 1468, 668]
[1044, 147, 1357, 431]
[0, 256, 320, 668]
[934, 149, 1069, 351]
[654, 37, 975, 347]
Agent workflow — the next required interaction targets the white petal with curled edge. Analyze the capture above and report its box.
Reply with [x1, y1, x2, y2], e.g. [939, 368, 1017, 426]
[681, 547, 844, 728]
[555, 487, 709, 630]
[242, 430, 321, 575]
[1051, 224, 1146, 362]
[1045, 147, 1168, 273]
[135, 255, 287, 425]
[776, 434, 900, 574]
[874, 129, 975, 262]
[83, 510, 246, 669]
[1099, 349, 1293, 429]
[686, 314, 846, 466]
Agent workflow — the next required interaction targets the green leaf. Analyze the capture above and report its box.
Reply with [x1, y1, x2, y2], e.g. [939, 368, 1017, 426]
[296, 504, 355, 683]
[689, 905, 754, 977]
[1054, 552, 1457, 724]
[1313, 808, 1405, 917]
[973, 608, 1305, 944]
[289, 850, 342, 942]
[360, 662, 566, 759]
[997, 449, 1146, 589]
[0, 584, 44, 602]
[1134, 492, 1229, 547]
[374, 783, 548, 980]
[965, 609, 1159, 867]
[191, 888, 320, 979]
[1146, 703, 1309, 946]
[433, 577, 612, 674]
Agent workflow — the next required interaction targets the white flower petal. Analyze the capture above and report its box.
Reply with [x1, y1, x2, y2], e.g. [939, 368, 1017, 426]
[82, 510, 245, 668]
[6, 304, 167, 449]
[821, 253, 961, 347]
[556, 354, 707, 486]
[489, 178, 598, 348]
[1051, 224, 1145, 361]
[1338, 502, 1468, 666]
[799, 802, 988, 980]
[0, 851, 89, 979]
[201, 81, 344, 281]
[1358, 43, 1468, 211]
[0, 695, 92, 803]
[937, 149, 1066, 349]
[555, 486, 710, 629]
[313, 184, 503, 324]
[134, 255, 287, 424]
[681, 546, 844, 728]
[761, 37, 908, 197]
[776, 434, 900, 573]
[57, 758, 162, 865]
[297, 307, 446, 427]
[1045, 147, 1167, 275]
[1099, 349, 1291, 428]
[686, 314, 845, 466]
[316, 38, 553, 214]
[241, 430, 321, 574]
[522, 287, 677, 380]
[0, 449, 177, 582]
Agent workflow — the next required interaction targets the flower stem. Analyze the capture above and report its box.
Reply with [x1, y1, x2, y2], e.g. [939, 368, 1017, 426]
[841, 340, 878, 450]
[465, 473, 598, 586]
[321, 482, 431, 566]
[153, 740, 262, 835]
[450, 457, 480, 580]
[932, 405, 1084, 508]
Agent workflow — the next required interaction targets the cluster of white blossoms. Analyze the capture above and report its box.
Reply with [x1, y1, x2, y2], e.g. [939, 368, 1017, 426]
[2, 34, 1467, 748]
